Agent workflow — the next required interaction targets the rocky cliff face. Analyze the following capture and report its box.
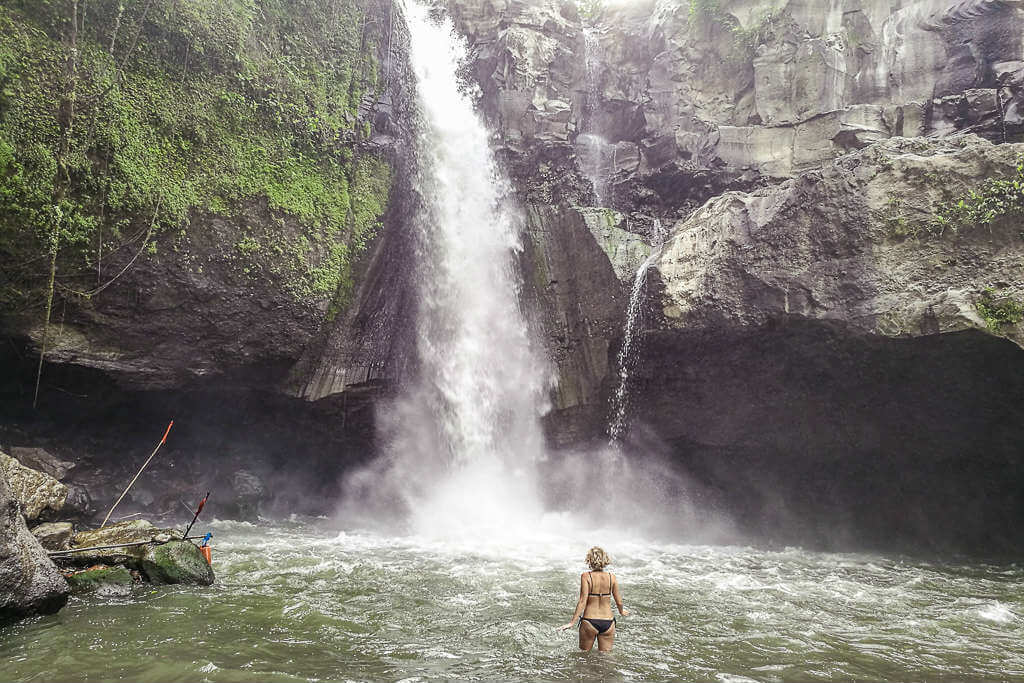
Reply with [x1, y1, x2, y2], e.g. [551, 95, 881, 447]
[1, 0, 406, 397]
[2, 0, 1022, 554]
[458, 0, 1024, 188]
[446, 0, 1024, 552]
[640, 136, 1024, 553]
[653, 136, 1023, 347]
[0, 0, 415, 515]
[442, 0, 1023, 420]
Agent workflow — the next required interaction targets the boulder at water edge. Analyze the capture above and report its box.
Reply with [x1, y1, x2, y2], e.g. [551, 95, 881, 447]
[65, 566, 136, 596]
[65, 519, 172, 566]
[0, 466, 69, 622]
[139, 542, 214, 586]
[0, 450, 68, 521]
[64, 520, 214, 585]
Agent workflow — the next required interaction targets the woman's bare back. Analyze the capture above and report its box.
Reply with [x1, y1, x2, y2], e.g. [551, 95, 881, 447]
[558, 559, 629, 652]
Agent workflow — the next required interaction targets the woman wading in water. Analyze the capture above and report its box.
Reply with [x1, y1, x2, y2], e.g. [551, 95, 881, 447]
[557, 546, 629, 651]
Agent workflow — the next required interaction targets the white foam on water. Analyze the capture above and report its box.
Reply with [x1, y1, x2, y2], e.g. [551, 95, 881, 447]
[977, 602, 1016, 623]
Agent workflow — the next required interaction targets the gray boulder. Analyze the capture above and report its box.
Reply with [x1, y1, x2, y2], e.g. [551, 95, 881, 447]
[139, 542, 214, 586]
[31, 522, 73, 551]
[65, 566, 136, 596]
[64, 520, 173, 567]
[8, 447, 75, 480]
[0, 467, 69, 623]
[0, 451, 68, 521]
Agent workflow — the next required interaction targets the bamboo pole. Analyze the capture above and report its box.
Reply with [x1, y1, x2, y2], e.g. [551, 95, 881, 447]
[99, 421, 174, 529]
[48, 535, 207, 557]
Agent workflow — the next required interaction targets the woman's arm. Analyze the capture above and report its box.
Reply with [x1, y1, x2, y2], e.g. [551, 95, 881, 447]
[612, 574, 630, 616]
[556, 573, 589, 631]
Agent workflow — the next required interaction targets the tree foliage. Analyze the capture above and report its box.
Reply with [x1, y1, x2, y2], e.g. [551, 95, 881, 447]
[0, 0, 391, 310]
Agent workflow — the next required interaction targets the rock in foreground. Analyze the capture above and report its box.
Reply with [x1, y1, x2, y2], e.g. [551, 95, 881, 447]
[0, 467, 69, 623]
[0, 451, 68, 521]
[65, 566, 136, 596]
[8, 447, 75, 480]
[140, 542, 214, 586]
[61, 520, 214, 585]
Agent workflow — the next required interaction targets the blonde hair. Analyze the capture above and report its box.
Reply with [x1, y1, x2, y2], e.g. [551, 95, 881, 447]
[585, 546, 611, 571]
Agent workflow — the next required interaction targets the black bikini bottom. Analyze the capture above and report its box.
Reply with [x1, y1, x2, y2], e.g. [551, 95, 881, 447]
[579, 617, 615, 634]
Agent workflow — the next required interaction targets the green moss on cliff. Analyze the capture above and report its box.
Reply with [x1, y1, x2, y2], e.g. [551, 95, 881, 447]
[688, 0, 782, 62]
[0, 0, 389, 310]
[976, 288, 1024, 333]
[931, 157, 1024, 237]
[882, 156, 1024, 241]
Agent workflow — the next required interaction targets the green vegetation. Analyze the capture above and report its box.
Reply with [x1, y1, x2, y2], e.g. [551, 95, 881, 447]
[882, 156, 1024, 240]
[688, 0, 782, 62]
[931, 156, 1024, 237]
[65, 566, 134, 594]
[976, 288, 1024, 333]
[0, 0, 391, 313]
[882, 195, 914, 238]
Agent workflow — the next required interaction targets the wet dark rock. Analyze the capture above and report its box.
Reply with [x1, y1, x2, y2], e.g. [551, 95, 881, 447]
[61, 484, 95, 522]
[31, 522, 73, 552]
[518, 205, 632, 447]
[223, 470, 265, 521]
[0, 467, 69, 623]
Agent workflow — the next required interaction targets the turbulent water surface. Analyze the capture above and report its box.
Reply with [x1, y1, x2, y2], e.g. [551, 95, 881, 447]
[2, 519, 1023, 682]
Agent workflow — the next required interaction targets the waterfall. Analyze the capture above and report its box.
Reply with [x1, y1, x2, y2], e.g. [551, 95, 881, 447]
[577, 133, 614, 206]
[608, 220, 665, 443]
[583, 26, 601, 118]
[342, 0, 551, 540]
[578, 26, 614, 205]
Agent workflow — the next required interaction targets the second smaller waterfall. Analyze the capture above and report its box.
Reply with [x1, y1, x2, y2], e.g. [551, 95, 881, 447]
[608, 220, 666, 443]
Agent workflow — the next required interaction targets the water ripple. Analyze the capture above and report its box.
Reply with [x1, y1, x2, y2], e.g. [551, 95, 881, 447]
[2, 521, 1023, 681]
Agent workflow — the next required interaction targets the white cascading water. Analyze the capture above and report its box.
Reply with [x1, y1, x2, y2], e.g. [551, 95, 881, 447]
[577, 26, 614, 205]
[608, 219, 665, 443]
[340, 4, 714, 547]
[341, 0, 556, 543]
[577, 133, 614, 205]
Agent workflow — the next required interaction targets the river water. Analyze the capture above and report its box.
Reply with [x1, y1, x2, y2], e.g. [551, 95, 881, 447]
[2, 519, 1022, 682]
